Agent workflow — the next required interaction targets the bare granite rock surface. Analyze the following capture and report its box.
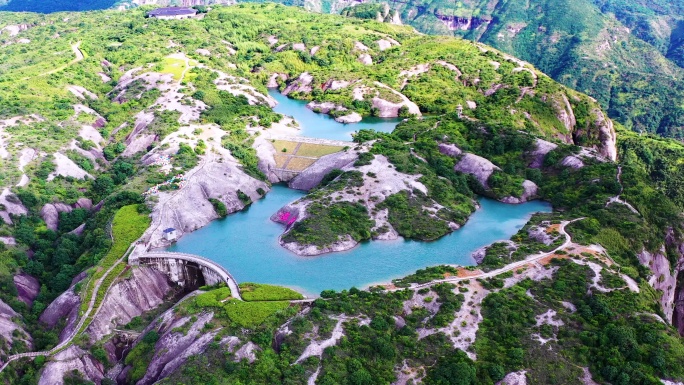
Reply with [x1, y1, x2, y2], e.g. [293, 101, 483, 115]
[38, 346, 104, 385]
[288, 150, 358, 191]
[86, 266, 174, 341]
[14, 273, 39, 306]
[454, 153, 500, 189]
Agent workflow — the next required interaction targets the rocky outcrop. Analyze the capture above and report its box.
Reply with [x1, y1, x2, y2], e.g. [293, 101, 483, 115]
[454, 153, 500, 189]
[253, 136, 282, 183]
[592, 109, 617, 162]
[372, 82, 421, 117]
[40, 202, 73, 231]
[438, 143, 462, 157]
[40, 286, 81, 342]
[277, 155, 458, 255]
[283, 72, 314, 95]
[0, 299, 31, 354]
[528, 139, 557, 168]
[561, 155, 585, 169]
[38, 346, 104, 385]
[135, 311, 220, 385]
[500, 180, 539, 204]
[86, 266, 175, 341]
[497, 371, 527, 385]
[146, 154, 269, 248]
[288, 150, 358, 191]
[0, 188, 28, 224]
[114, 300, 242, 384]
[267, 73, 287, 88]
[306, 101, 346, 114]
[14, 273, 40, 306]
[358, 54, 373, 66]
[639, 228, 684, 329]
[335, 113, 362, 123]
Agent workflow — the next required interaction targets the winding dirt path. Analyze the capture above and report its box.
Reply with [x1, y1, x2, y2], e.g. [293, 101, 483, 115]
[606, 165, 639, 215]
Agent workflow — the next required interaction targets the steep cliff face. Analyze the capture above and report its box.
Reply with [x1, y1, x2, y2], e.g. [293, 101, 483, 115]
[38, 346, 104, 385]
[145, 152, 269, 249]
[39, 286, 81, 343]
[0, 298, 31, 355]
[639, 228, 684, 330]
[86, 266, 177, 341]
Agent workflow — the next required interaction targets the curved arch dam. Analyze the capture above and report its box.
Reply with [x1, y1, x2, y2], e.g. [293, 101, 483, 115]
[130, 251, 242, 300]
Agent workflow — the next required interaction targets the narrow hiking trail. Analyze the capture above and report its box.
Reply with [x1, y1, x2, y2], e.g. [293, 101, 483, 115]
[606, 165, 639, 215]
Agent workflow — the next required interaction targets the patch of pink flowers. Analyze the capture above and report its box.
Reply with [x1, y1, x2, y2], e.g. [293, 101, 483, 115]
[278, 212, 297, 225]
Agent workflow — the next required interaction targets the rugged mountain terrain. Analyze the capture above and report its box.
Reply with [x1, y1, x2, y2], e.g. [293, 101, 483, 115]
[3, 0, 684, 138]
[0, 3, 683, 385]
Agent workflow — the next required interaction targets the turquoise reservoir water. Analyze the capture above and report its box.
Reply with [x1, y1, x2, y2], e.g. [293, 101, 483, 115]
[168, 185, 551, 296]
[268, 89, 400, 141]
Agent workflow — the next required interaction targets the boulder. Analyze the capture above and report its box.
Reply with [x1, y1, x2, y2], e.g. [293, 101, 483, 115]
[14, 273, 39, 306]
[454, 153, 500, 189]
[371, 82, 421, 117]
[528, 139, 557, 168]
[438, 143, 462, 157]
[335, 113, 363, 124]
[267, 73, 287, 88]
[358, 54, 373, 66]
[40, 203, 73, 231]
[282, 72, 314, 95]
[561, 155, 584, 169]
[74, 197, 93, 210]
[288, 150, 358, 191]
[500, 180, 539, 204]
[0, 188, 28, 224]
[40, 286, 81, 342]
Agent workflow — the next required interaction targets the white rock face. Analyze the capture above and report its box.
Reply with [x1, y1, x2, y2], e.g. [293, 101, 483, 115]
[38, 346, 104, 385]
[376, 39, 393, 51]
[438, 143, 462, 157]
[48, 152, 93, 181]
[371, 82, 421, 117]
[497, 371, 527, 385]
[146, 154, 269, 248]
[137, 311, 221, 385]
[500, 180, 539, 204]
[638, 244, 681, 323]
[283, 72, 314, 95]
[561, 155, 585, 169]
[454, 153, 500, 189]
[40, 286, 81, 342]
[528, 139, 558, 168]
[358, 54, 373, 66]
[86, 267, 174, 341]
[289, 150, 358, 191]
[14, 273, 39, 306]
[592, 108, 617, 162]
[335, 113, 362, 123]
[292, 43, 307, 52]
[0, 188, 28, 224]
[354, 41, 369, 51]
[40, 202, 72, 231]
[0, 298, 30, 355]
[267, 73, 287, 88]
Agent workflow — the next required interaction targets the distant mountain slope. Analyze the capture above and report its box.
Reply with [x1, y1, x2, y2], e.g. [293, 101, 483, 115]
[2, 0, 684, 137]
[335, 0, 684, 138]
